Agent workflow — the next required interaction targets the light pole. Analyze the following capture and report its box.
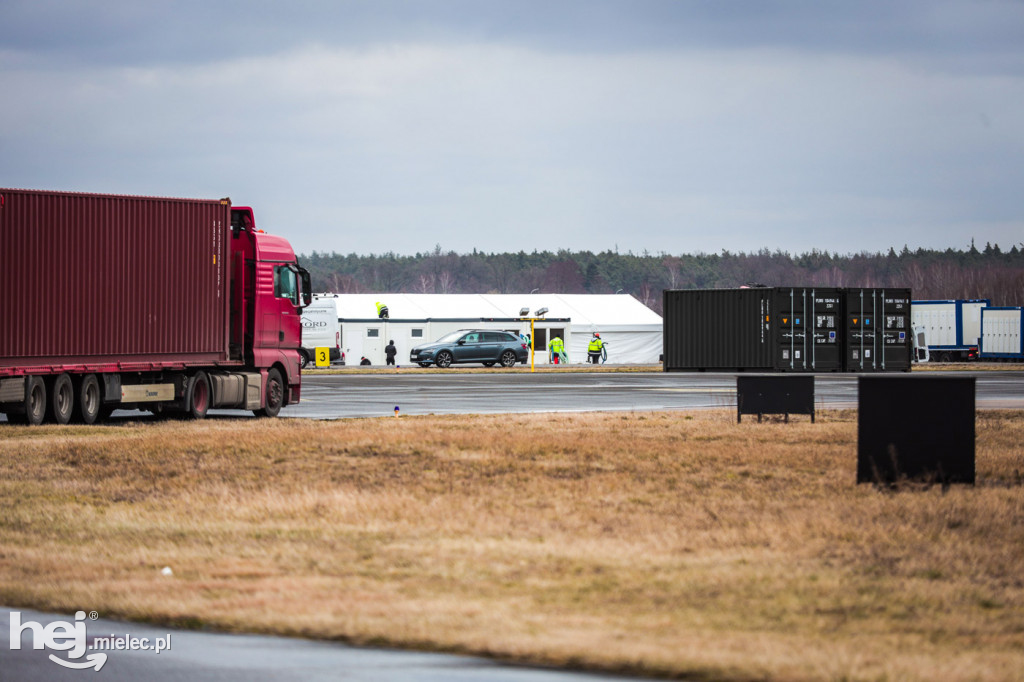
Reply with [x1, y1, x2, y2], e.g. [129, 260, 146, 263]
[518, 306, 549, 372]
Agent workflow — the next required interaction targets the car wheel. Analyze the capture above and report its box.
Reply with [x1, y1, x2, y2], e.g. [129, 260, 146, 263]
[499, 350, 517, 368]
[436, 351, 453, 368]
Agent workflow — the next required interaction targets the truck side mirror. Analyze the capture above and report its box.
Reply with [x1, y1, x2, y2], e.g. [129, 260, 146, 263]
[297, 267, 312, 309]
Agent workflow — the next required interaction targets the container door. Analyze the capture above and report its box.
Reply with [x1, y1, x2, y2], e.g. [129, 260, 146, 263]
[844, 289, 912, 372]
[810, 292, 842, 371]
[844, 289, 877, 371]
[775, 289, 809, 371]
[880, 291, 912, 370]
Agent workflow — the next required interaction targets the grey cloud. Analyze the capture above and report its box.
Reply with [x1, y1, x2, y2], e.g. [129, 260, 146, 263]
[4, 1, 1023, 68]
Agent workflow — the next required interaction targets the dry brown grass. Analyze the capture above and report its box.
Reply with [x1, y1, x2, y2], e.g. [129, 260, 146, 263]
[1, 410, 1023, 681]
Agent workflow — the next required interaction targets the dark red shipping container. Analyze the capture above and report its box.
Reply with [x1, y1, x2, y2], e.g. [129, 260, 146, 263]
[0, 189, 232, 372]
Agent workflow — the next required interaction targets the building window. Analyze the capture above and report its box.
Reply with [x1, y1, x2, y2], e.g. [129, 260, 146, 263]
[368, 329, 379, 338]
[411, 329, 424, 338]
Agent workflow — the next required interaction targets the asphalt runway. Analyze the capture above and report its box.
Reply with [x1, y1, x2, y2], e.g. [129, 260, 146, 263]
[3, 368, 1022, 424]
[1, 608, 639, 682]
[279, 369, 1024, 420]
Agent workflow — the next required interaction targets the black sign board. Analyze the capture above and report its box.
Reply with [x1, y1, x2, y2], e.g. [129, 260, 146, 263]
[857, 377, 975, 485]
[737, 375, 815, 423]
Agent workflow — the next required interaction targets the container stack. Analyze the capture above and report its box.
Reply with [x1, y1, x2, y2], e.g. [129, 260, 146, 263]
[663, 287, 912, 372]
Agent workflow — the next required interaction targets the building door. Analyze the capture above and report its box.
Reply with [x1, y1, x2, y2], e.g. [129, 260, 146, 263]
[548, 327, 565, 363]
[364, 326, 383, 364]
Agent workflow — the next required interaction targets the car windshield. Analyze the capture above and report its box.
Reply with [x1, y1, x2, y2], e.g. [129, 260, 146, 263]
[434, 330, 470, 344]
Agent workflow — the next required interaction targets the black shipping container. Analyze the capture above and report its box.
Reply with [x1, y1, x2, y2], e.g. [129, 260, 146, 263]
[842, 288, 912, 372]
[663, 288, 771, 371]
[663, 288, 843, 372]
[663, 287, 911, 373]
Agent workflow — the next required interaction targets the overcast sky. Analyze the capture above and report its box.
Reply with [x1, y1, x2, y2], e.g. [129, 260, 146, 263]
[2, 1, 1022, 257]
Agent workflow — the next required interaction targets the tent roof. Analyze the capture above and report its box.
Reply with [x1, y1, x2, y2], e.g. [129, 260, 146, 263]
[319, 293, 662, 326]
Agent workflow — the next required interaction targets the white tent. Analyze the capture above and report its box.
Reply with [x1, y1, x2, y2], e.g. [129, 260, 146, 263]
[320, 293, 663, 366]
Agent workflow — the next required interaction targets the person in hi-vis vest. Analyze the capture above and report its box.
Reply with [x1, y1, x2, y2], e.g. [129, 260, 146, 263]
[587, 333, 604, 364]
[549, 336, 565, 364]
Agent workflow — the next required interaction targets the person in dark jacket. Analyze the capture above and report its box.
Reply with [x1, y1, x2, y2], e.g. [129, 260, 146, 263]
[360, 356, 371, 366]
[385, 340, 397, 366]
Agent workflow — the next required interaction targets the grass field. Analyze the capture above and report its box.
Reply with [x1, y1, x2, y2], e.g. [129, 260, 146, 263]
[1, 410, 1022, 681]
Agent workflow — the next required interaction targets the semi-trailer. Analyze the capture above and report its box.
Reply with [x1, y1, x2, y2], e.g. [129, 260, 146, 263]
[910, 299, 989, 362]
[0, 189, 311, 425]
[662, 287, 912, 372]
[979, 307, 1024, 361]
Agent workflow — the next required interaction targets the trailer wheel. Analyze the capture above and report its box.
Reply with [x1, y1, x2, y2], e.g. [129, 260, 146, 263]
[25, 376, 47, 426]
[48, 373, 74, 425]
[185, 371, 211, 420]
[75, 374, 102, 425]
[254, 368, 284, 418]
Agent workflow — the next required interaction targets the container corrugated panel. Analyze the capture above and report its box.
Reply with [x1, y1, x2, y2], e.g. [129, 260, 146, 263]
[0, 189, 230, 368]
[842, 288, 912, 372]
[663, 288, 774, 370]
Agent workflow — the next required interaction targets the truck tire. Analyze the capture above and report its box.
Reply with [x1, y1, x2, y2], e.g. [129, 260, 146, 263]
[185, 371, 211, 420]
[74, 374, 102, 425]
[25, 376, 47, 426]
[254, 368, 284, 418]
[48, 373, 75, 425]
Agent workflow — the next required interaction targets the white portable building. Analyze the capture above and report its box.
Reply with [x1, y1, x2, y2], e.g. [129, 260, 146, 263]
[330, 294, 663, 366]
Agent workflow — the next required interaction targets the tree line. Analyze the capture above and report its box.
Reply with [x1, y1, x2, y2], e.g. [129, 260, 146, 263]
[300, 241, 1024, 315]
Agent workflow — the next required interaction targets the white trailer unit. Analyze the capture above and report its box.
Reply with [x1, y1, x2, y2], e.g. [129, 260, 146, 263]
[910, 299, 989, 362]
[979, 307, 1024, 360]
[299, 296, 343, 368]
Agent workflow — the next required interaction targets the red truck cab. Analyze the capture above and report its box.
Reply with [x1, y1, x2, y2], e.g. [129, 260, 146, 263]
[230, 207, 310, 408]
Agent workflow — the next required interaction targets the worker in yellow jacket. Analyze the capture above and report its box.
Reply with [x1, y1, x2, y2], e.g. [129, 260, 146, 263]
[549, 336, 565, 364]
[587, 333, 604, 364]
